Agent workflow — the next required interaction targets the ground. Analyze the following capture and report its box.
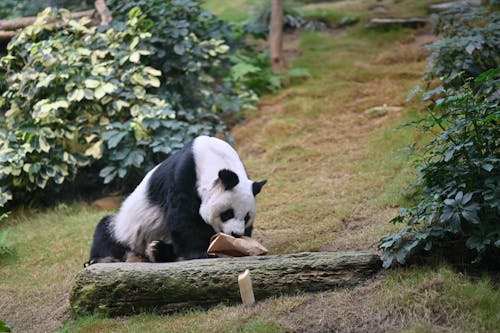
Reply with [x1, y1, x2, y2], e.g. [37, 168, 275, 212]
[0, 1, 499, 332]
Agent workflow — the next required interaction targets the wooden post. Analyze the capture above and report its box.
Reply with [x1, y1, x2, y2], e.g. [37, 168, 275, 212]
[269, 0, 286, 73]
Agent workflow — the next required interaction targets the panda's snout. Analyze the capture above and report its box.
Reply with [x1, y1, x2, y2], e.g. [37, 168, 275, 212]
[231, 232, 242, 238]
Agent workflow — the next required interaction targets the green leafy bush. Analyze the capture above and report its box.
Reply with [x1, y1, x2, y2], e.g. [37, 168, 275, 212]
[229, 51, 311, 96]
[424, 8, 499, 99]
[0, 4, 245, 208]
[380, 73, 499, 268]
[107, 0, 252, 120]
[379, 7, 500, 268]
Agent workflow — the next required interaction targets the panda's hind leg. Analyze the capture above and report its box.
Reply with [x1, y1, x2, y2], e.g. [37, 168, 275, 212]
[145, 240, 176, 262]
[86, 215, 129, 266]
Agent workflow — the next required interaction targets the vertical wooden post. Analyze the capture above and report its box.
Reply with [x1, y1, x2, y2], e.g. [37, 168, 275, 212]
[269, 0, 285, 73]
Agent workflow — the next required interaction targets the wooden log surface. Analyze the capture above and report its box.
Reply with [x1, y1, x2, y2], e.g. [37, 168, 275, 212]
[369, 17, 428, 29]
[70, 251, 381, 317]
[0, 9, 95, 31]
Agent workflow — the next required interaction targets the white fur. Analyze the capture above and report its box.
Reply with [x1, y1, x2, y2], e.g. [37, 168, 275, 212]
[193, 136, 249, 197]
[194, 136, 257, 236]
[112, 165, 170, 253]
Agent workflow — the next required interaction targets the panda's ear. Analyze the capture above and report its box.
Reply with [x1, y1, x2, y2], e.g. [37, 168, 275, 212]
[218, 169, 239, 190]
[252, 180, 267, 196]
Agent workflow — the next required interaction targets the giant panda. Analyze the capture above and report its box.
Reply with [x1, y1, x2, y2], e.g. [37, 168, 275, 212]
[86, 136, 266, 264]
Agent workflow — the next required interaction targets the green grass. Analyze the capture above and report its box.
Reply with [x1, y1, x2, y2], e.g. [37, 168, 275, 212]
[202, 0, 264, 22]
[1, 1, 498, 332]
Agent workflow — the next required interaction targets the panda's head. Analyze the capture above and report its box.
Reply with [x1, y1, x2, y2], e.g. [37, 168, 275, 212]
[199, 169, 266, 237]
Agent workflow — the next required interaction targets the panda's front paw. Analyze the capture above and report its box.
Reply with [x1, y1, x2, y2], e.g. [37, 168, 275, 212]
[146, 240, 175, 262]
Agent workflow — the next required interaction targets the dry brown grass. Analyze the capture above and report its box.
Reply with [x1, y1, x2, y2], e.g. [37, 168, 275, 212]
[233, 26, 429, 256]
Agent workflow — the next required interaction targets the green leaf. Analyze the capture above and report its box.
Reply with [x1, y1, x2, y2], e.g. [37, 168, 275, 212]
[94, 86, 107, 99]
[106, 132, 127, 149]
[84, 141, 103, 159]
[174, 43, 185, 55]
[84, 79, 100, 88]
[143, 67, 162, 77]
[99, 166, 116, 178]
[68, 89, 85, 102]
[38, 135, 51, 153]
[129, 52, 141, 63]
[231, 63, 260, 80]
[462, 209, 480, 224]
[0, 320, 12, 332]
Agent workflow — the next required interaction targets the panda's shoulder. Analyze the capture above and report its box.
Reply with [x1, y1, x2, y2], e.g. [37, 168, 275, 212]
[193, 136, 232, 152]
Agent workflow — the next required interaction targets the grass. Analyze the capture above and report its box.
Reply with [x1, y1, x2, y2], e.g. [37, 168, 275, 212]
[1, 1, 499, 332]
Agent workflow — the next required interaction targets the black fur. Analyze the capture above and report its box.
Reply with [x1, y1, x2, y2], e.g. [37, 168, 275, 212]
[252, 180, 267, 196]
[147, 240, 177, 262]
[218, 169, 239, 190]
[88, 215, 128, 263]
[146, 140, 216, 260]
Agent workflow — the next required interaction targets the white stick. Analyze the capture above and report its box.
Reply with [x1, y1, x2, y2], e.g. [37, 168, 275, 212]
[238, 269, 255, 306]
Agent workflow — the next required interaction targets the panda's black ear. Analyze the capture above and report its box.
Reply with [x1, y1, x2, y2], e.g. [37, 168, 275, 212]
[218, 169, 239, 190]
[252, 180, 267, 196]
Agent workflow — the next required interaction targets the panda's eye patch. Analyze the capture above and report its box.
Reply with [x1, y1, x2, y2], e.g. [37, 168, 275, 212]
[220, 209, 234, 222]
[244, 213, 250, 223]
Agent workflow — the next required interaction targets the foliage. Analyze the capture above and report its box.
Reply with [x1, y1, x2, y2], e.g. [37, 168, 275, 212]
[107, 0, 253, 121]
[0, 211, 12, 257]
[0, 320, 11, 333]
[379, 6, 500, 269]
[423, 7, 499, 100]
[379, 72, 500, 268]
[0, 231, 13, 258]
[229, 51, 311, 96]
[244, 2, 326, 38]
[0, 5, 241, 208]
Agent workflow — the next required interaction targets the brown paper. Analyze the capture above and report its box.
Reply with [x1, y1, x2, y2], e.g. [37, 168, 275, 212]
[207, 233, 268, 257]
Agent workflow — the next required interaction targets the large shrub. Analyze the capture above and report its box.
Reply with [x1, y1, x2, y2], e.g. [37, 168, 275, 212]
[107, 0, 254, 120]
[379, 7, 499, 268]
[0, 4, 246, 208]
[423, 7, 499, 99]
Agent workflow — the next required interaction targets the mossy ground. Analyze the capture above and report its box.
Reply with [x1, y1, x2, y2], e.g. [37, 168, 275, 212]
[1, 1, 498, 332]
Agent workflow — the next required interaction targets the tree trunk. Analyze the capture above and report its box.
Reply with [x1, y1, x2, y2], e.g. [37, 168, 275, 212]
[94, 0, 112, 25]
[70, 251, 381, 316]
[268, 0, 286, 73]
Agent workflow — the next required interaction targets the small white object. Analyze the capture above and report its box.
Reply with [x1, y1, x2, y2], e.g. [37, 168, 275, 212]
[238, 269, 255, 305]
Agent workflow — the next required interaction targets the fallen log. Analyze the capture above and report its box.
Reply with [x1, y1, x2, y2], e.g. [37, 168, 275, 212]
[70, 251, 381, 316]
[0, 9, 95, 31]
[0, 0, 112, 45]
[369, 17, 428, 29]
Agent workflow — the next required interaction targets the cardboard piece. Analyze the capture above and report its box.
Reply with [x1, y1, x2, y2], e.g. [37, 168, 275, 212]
[207, 233, 268, 257]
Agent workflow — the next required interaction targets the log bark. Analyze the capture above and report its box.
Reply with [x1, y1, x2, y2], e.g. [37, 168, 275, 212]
[0, 9, 95, 31]
[0, 0, 112, 44]
[369, 18, 428, 29]
[268, 0, 286, 73]
[70, 251, 381, 316]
